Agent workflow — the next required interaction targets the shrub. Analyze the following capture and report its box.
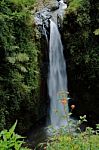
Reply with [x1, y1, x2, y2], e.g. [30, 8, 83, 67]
[0, 121, 30, 150]
[44, 117, 99, 150]
[0, 0, 41, 133]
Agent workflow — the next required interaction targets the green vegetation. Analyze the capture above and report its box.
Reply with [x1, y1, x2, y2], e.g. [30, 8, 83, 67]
[39, 110, 99, 150]
[46, 131, 99, 150]
[0, 0, 42, 133]
[0, 0, 99, 149]
[63, 0, 99, 116]
[10, 0, 35, 6]
[0, 121, 30, 150]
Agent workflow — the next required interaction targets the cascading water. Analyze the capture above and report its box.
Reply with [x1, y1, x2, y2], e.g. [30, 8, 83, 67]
[28, 1, 76, 147]
[35, 0, 68, 129]
[48, 19, 68, 128]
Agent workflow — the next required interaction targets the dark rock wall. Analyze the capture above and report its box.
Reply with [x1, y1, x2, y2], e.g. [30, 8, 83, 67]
[39, 34, 49, 120]
[63, 0, 99, 127]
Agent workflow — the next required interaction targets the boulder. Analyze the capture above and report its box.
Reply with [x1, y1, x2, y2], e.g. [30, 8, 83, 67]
[46, 1, 59, 11]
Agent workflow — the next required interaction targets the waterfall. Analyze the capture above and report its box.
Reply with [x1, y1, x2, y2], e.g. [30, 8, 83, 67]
[48, 20, 68, 128]
[35, 0, 68, 129]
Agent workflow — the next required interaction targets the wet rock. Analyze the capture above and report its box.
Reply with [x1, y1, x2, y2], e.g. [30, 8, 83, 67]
[35, 8, 51, 26]
[47, 1, 59, 11]
[64, 0, 67, 3]
[35, 0, 67, 34]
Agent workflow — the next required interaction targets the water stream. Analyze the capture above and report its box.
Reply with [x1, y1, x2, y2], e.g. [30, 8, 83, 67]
[48, 19, 68, 128]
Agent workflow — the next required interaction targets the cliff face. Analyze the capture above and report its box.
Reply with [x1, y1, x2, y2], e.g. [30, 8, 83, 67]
[63, 0, 99, 126]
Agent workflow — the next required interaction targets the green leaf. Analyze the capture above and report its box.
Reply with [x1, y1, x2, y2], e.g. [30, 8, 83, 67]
[16, 53, 29, 62]
[7, 57, 16, 64]
[94, 29, 99, 35]
[9, 120, 17, 136]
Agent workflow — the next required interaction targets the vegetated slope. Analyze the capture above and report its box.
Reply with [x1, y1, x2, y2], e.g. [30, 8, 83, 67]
[63, 0, 99, 124]
[0, 0, 42, 133]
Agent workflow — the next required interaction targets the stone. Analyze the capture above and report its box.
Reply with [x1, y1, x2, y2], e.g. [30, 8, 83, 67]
[46, 1, 59, 11]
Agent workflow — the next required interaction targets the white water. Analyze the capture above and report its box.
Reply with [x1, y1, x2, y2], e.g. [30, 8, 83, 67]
[59, 0, 67, 11]
[58, 0, 67, 19]
[48, 20, 68, 128]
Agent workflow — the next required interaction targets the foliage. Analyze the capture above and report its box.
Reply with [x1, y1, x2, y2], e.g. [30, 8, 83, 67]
[46, 132, 99, 150]
[63, 0, 99, 116]
[11, 0, 35, 5]
[41, 114, 99, 150]
[0, 121, 30, 150]
[94, 29, 99, 35]
[0, 0, 42, 133]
